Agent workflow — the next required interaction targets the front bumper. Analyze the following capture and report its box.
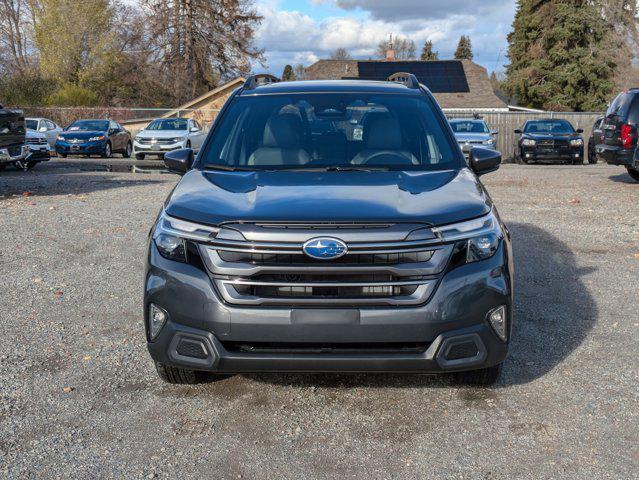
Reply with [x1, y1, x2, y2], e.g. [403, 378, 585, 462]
[0, 145, 29, 164]
[133, 140, 185, 155]
[521, 146, 583, 162]
[55, 140, 106, 155]
[144, 239, 513, 374]
[26, 146, 51, 161]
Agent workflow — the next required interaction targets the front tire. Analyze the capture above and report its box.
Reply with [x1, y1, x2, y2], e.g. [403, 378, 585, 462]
[453, 363, 502, 386]
[155, 361, 202, 384]
[123, 142, 132, 158]
[102, 142, 112, 159]
[626, 166, 639, 182]
[588, 146, 597, 164]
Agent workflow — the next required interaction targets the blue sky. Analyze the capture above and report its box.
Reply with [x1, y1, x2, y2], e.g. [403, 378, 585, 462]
[254, 0, 517, 76]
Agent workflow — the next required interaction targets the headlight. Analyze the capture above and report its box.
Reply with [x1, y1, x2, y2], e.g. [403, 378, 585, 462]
[89, 135, 105, 141]
[482, 139, 495, 146]
[57, 136, 65, 141]
[569, 138, 583, 147]
[521, 139, 536, 146]
[432, 211, 503, 263]
[170, 136, 188, 143]
[153, 211, 219, 262]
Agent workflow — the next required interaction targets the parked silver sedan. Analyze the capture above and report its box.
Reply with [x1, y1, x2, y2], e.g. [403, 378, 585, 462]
[133, 118, 206, 159]
[26, 117, 63, 148]
[449, 118, 498, 159]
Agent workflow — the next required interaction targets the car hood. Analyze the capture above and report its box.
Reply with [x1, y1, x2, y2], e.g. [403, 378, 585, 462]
[453, 133, 491, 142]
[522, 132, 581, 140]
[26, 130, 46, 139]
[165, 168, 492, 227]
[60, 130, 106, 139]
[138, 130, 188, 139]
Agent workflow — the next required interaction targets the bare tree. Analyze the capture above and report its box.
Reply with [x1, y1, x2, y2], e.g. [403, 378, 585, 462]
[293, 63, 306, 80]
[330, 47, 351, 60]
[143, 0, 264, 102]
[0, 0, 34, 73]
[376, 36, 417, 60]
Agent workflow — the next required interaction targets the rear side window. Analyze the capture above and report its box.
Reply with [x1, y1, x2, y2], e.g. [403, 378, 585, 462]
[606, 93, 626, 117]
[627, 95, 639, 124]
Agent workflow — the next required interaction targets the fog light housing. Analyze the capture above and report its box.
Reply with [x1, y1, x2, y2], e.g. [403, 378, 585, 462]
[149, 303, 168, 340]
[487, 305, 507, 341]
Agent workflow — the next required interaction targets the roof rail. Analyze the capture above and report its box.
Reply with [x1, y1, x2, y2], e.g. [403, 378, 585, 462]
[243, 74, 281, 90]
[387, 72, 419, 89]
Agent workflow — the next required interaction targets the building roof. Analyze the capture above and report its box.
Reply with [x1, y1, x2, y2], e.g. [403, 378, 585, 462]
[305, 59, 507, 110]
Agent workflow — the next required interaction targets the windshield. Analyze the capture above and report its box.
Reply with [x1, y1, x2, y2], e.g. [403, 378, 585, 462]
[67, 120, 109, 132]
[146, 119, 188, 131]
[524, 120, 574, 134]
[26, 119, 38, 130]
[199, 93, 460, 171]
[449, 120, 489, 134]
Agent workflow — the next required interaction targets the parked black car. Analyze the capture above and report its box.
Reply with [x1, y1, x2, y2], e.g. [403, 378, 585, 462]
[588, 116, 604, 164]
[514, 119, 584, 165]
[55, 119, 132, 158]
[0, 105, 29, 171]
[595, 90, 639, 182]
[144, 74, 512, 386]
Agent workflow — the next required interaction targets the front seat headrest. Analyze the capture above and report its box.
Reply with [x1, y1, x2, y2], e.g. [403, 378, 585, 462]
[263, 113, 304, 149]
[364, 114, 403, 150]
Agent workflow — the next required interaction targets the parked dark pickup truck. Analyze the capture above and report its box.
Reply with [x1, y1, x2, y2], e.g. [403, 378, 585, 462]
[0, 105, 29, 170]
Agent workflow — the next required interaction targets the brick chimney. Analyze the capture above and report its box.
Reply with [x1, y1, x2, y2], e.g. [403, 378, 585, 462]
[385, 34, 395, 61]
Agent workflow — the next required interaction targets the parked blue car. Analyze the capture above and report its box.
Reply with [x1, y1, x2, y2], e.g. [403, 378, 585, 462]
[55, 119, 132, 158]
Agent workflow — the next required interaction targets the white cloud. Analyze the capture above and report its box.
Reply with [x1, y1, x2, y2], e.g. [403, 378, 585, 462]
[254, 0, 516, 75]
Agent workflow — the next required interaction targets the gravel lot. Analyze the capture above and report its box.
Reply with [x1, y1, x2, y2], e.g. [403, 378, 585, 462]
[1, 160, 637, 479]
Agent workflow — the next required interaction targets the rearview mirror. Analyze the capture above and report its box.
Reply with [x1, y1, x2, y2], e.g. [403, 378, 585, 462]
[470, 147, 501, 176]
[164, 148, 194, 175]
[514, 129, 522, 134]
[576, 128, 584, 134]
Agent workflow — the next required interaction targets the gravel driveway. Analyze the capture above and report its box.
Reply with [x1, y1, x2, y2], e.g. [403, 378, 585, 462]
[1, 161, 637, 479]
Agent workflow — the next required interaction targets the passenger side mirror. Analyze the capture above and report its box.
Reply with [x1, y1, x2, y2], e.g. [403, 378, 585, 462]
[514, 129, 522, 134]
[490, 129, 499, 135]
[164, 148, 194, 175]
[576, 128, 584, 134]
[470, 147, 501, 176]
[189, 126, 200, 132]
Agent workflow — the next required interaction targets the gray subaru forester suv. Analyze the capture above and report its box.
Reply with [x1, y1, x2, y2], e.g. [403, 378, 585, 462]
[144, 73, 513, 386]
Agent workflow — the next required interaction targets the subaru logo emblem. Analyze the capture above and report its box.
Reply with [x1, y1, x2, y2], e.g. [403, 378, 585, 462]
[302, 237, 348, 260]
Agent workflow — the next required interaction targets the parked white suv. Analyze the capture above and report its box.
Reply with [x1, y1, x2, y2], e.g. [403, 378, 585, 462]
[133, 118, 206, 160]
[26, 117, 63, 148]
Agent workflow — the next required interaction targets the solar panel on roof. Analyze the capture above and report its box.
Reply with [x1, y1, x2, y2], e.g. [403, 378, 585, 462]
[354, 61, 470, 93]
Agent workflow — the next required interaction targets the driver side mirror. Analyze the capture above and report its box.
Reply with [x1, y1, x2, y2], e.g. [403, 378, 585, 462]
[514, 129, 522, 134]
[576, 128, 584, 134]
[164, 148, 194, 175]
[490, 129, 499, 135]
[470, 147, 501, 176]
[189, 126, 200, 133]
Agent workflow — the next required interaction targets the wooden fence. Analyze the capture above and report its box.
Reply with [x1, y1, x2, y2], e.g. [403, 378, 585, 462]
[444, 110, 603, 161]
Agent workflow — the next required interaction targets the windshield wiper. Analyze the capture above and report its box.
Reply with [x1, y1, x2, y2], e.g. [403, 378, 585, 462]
[323, 166, 389, 172]
[202, 165, 262, 172]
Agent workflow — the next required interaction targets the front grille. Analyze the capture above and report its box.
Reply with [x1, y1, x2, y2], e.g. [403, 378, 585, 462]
[26, 137, 47, 145]
[221, 341, 430, 355]
[137, 137, 179, 145]
[199, 223, 454, 306]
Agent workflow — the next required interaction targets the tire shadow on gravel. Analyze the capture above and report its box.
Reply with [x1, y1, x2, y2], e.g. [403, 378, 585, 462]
[0, 168, 168, 200]
[608, 172, 638, 184]
[241, 222, 597, 389]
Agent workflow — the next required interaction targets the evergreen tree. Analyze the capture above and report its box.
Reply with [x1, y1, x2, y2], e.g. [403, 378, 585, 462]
[454, 36, 473, 60]
[282, 64, 295, 81]
[420, 40, 438, 61]
[504, 0, 615, 111]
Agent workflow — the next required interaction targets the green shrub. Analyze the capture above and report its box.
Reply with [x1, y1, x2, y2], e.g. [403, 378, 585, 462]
[46, 84, 100, 107]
